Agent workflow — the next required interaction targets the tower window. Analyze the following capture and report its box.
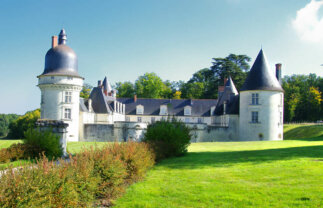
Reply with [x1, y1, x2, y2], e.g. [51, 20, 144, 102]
[252, 93, 259, 105]
[251, 111, 259, 123]
[65, 92, 72, 103]
[64, 108, 71, 119]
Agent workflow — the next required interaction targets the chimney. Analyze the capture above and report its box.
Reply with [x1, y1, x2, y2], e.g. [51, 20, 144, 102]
[98, 80, 102, 87]
[51, 36, 58, 48]
[224, 78, 228, 85]
[275, 63, 282, 84]
[134, 94, 137, 102]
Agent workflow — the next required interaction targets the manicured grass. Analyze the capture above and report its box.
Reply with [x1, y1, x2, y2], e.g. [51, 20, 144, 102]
[66, 141, 112, 154]
[114, 140, 323, 207]
[0, 139, 22, 149]
[284, 124, 323, 140]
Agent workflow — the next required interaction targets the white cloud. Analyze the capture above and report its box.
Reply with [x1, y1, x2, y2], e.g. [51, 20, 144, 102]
[292, 0, 323, 43]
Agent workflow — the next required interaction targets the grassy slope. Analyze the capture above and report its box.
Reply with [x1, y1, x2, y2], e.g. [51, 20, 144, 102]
[114, 127, 323, 208]
[284, 124, 323, 140]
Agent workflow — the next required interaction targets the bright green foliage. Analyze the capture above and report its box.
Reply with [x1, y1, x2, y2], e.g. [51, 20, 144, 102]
[180, 82, 205, 99]
[0, 142, 154, 208]
[24, 128, 63, 160]
[115, 81, 136, 98]
[282, 74, 323, 122]
[143, 118, 191, 161]
[0, 114, 19, 137]
[135, 72, 172, 98]
[80, 83, 93, 99]
[115, 140, 323, 208]
[7, 109, 40, 139]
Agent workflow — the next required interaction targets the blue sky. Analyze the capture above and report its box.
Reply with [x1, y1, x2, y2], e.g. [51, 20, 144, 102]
[0, 0, 322, 114]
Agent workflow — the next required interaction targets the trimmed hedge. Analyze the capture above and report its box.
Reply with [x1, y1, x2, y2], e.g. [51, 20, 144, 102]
[143, 118, 191, 161]
[0, 142, 155, 207]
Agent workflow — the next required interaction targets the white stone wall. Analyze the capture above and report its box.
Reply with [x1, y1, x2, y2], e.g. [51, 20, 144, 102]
[125, 115, 212, 125]
[38, 75, 83, 142]
[239, 90, 284, 141]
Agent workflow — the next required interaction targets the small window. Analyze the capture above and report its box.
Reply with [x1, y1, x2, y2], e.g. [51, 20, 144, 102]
[185, 118, 190, 123]
[51, 76, 54, 80]
[184, 106, 191, 116]
[280, 111, 283, 124]
[136, 105, 144, 115]
[137, 117, 142, 122]
[251, 111, 258, 123]
[252, 93, 259, 105]
[126, 117, 130, 122]
[198, 118, 203, 123]
[65, 92, 72, 103]
[67, 77, 73, 80]
[151, 117, 155, 123]
[160, 105, 168, 115]
[41, 94, 44, 104]
[64, 108, 71, 119]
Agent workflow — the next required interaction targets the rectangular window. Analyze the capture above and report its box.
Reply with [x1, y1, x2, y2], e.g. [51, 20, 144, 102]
[251, 111, 258, 123]
[51, 76, 54, 80]
[137, 117, 142, 122]
[65, 92, 72, 103]
[126, 117, 130, 122]
[252, 93, 259, 105]
[185, 118, 190, 123]
[280, 111, 283, 124]
[67, 77, 73, 80]
[64, 108, 71, 119]
[198, 118, 203, 123]
[151, 117, 155, 123]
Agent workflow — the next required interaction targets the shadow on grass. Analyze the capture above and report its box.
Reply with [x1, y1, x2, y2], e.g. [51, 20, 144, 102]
[159, 145, 323, 169]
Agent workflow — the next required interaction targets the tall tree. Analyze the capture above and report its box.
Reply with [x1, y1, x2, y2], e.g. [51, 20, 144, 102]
[135, 72, 171, 98]
[115, 81, 135, 98]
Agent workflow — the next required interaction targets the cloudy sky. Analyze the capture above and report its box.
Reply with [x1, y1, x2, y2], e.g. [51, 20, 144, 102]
[0, 0, 322, 114]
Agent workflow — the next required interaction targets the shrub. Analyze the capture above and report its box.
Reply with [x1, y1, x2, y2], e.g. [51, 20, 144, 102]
[0, 142, 155, 208]
[143, 118, 191, 161]
[0, 143, 29, 163]
[24, 128, 63, 159]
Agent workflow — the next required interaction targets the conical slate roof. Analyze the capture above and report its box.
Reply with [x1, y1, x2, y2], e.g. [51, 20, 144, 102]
[215, 76, 239, 115]
[241, 49, 283, 92]
[216, 76, 238, 108]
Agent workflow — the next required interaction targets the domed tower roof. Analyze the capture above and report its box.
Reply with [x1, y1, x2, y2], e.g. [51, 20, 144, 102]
[241, 49, 283, 92]
[41, 29, 81, 77]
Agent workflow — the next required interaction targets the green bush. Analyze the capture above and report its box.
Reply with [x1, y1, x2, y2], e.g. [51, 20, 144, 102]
[24, 128, 63, 160]
[0, 142, 155, 208]
[143, 118, 191, 161]
[0, 143, 29, 163]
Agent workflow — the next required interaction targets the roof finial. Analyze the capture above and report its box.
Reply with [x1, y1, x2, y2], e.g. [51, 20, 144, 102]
[58, 29, 67, 45]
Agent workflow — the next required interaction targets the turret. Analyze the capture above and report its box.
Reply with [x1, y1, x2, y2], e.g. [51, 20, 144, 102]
[37, 29, 84, 142]
[239, 49, 284, 141]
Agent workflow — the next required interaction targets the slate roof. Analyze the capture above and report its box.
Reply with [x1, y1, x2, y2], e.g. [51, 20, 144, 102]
[117, 98, 218, 117]
[214, 76, 239, 115]
[40, 29, 81, 78]
[89, 87, 114, 113]
[241, 49, 283, 92]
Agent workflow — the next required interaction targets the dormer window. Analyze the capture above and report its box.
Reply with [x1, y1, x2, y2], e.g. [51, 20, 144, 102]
[252, 93, 259, 105]
[160, 105, 168, 115]
[136, 105, 144, 115]
[184, 106, 192, 116]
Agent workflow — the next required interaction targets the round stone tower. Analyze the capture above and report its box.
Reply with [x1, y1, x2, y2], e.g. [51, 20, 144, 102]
[37, 29, 84, 142]
[239, 49, 284, 141]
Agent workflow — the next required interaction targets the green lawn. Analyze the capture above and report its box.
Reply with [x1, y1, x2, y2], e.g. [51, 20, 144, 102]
[114, 140, 323, 208]
[1, 125, 323, 207]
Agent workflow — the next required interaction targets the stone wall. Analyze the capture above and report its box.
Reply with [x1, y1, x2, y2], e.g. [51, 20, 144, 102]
[81, 116, 239, 142]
